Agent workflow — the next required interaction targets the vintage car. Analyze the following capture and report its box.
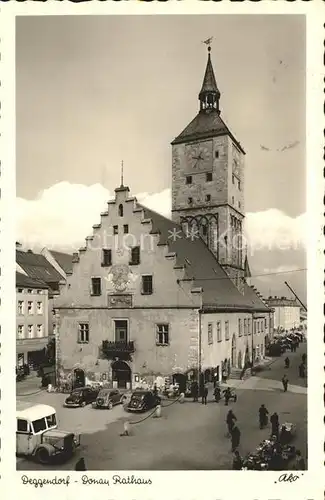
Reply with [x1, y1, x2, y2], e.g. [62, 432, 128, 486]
[16, 404, 80, 464]
[64, 386, 99, 408]
[92, 389, 126, 409]
[126, 390, 161, 413]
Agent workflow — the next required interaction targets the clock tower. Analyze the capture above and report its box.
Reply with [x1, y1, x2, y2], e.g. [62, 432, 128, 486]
[171, 46, 246, 291]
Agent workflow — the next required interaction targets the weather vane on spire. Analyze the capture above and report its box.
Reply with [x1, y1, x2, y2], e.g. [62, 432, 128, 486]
[121, 160, 124, 187]
[202, 37, 213, 51]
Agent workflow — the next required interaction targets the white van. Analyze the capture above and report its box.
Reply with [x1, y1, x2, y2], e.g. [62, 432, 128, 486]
[16, 404, 80, 464]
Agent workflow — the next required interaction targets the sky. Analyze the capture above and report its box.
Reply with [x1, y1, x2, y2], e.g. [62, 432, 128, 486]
[16, 15, 306, 301]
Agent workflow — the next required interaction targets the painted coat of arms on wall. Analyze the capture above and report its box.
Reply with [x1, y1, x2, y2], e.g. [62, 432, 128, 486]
[107, 264, 134, 292]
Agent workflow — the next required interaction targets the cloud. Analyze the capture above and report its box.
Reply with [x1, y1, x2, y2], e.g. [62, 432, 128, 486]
[16, 182, 306, 258]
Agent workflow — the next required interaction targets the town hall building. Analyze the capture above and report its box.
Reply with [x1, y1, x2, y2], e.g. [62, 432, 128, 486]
[54, 47, 272, 391]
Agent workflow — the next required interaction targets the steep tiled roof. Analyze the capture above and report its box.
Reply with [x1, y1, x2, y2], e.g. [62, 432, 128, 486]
[242, 284, 270, 313]
[49, 250, 73, 274]
[16, 272, 48, 289]
[16, 250, 63, 286]
[171, 110, 244, 153]
[140, 205, 269, 312]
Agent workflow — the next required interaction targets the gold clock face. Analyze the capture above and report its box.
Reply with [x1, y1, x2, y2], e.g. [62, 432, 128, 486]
[185, 140, 213, 172]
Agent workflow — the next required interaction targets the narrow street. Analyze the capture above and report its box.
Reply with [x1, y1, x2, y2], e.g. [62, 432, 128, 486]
[17, 343, 307, 471]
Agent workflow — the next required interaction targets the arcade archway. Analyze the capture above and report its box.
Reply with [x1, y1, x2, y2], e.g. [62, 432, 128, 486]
[112, 360, 131, 389]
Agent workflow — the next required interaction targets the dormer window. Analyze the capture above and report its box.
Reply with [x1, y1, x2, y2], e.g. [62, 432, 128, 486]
[186, 176, 192, 185]
[118, 204, 123, 217]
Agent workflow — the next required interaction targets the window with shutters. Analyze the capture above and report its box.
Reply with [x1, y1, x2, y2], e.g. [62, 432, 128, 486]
[225, 321, 230, 340]
[217, 321, 222, 342]
[208, 323, 213, 345]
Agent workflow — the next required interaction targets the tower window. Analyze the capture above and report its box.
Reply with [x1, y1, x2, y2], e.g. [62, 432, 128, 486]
[142, 275, 153, 295]
[102, 249, 112, 267]
[123, 224, 129, 234]
[215, 151, 219, 158]
[113, 225, 118, 235]
[118, 204, 123, 217]
[238, 180, 241, 190]
[186, 175, 192, 185]
[232, 196, 235, 205]
[232, 175, 235, 184]
[239, 201, 241, 209]
[206, 194, 211, 202]
[206, 172, 212, 182]
[91, 277, 102, 296]
[202, 225, 208, 236]
[188, 197, 193, 205]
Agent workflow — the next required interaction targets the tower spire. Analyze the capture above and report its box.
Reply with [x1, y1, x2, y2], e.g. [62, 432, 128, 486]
[199, 43, 220, 114]
[120, 160, 124, 187]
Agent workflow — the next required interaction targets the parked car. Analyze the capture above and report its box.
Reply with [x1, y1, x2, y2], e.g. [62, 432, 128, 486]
[16, 404, 80, 464]
[64, 387, 99, 408]
[93, 389, 126, 409]
[126, 390, 161, 412]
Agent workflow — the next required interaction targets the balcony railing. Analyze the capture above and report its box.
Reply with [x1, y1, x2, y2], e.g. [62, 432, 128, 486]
[102, 340, 135, 355]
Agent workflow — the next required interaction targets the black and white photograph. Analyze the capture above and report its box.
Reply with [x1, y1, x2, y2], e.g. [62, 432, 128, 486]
[12, 12, 313, 477]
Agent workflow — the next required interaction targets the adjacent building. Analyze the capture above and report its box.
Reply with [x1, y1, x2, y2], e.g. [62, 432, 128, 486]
[266, 296, 301, 331]
[54, 46, 273, 391]
[16, 272, 49, 367]
[16, 247, 73, 367]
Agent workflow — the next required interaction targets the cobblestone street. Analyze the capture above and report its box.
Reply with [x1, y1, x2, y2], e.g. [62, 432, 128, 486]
[17, 344, 307, 471]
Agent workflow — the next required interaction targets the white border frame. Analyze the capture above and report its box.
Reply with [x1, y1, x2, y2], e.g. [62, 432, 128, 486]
[0, 2, 323, 499]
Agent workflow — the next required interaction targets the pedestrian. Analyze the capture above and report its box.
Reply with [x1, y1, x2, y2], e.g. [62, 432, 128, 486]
[279, 425, 290, 445]
[201, 383, 208, 405]
[302, 353, 307, 364]
[224, 387, 231, 406]
[270, 412, 279, 438]
[232, 450, 243, 470]
[258, 404, 269, 429]
[226, 410, 237, 436]
[214, 385, 221, 402]
[153, 383, 158, 397]
[222, 368, 227, 383]
[192, 380, 199, 402]
[293, 450, 306, 470]
[75, 457, 87, 471]
[299, 363, 305, 378]
[230, 425, 241, 452]
[281, 374, 288, 392]
[284, 356, 290, 369]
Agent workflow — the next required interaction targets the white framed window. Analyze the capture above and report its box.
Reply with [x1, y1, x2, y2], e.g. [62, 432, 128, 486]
[37, 289, 43, 295]
[254, 321, 257, 335]
[17, 325, 24, 339]
[78, 323, 89, 343]
[36, 301, 43, 314]
[216, 321, 222, 342]
[27, 325, 34, 338]
[27, 289, 33, 294]
[244, 318, 247, 336]
[208, 323, 213, 345]
[91, 277, 102, 296]
[18, 288, 24, 293]
[156, 324, 169, 346]
[248, 318, 251, 335]
[18, 301, 24, 315]
[27, 301, 33, 315]
[36, 324, 43, 337]
[238, 318, 242, 336]
[225, 321, 230, 341]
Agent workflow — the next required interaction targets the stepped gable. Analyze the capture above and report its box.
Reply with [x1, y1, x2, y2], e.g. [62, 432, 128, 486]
[16, 271, 48, 289]
[48, 250, 73, 274]
[16, 249, 63, 288]
[139, 204, 256, 311]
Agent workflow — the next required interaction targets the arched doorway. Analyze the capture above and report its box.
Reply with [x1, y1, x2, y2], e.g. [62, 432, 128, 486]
[173, 373, 187, 393]
[112, 360, 131, 389]
[238, 350, 242, 369]
[73, 368, 85, 389]
[231, 334, 236, 367]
